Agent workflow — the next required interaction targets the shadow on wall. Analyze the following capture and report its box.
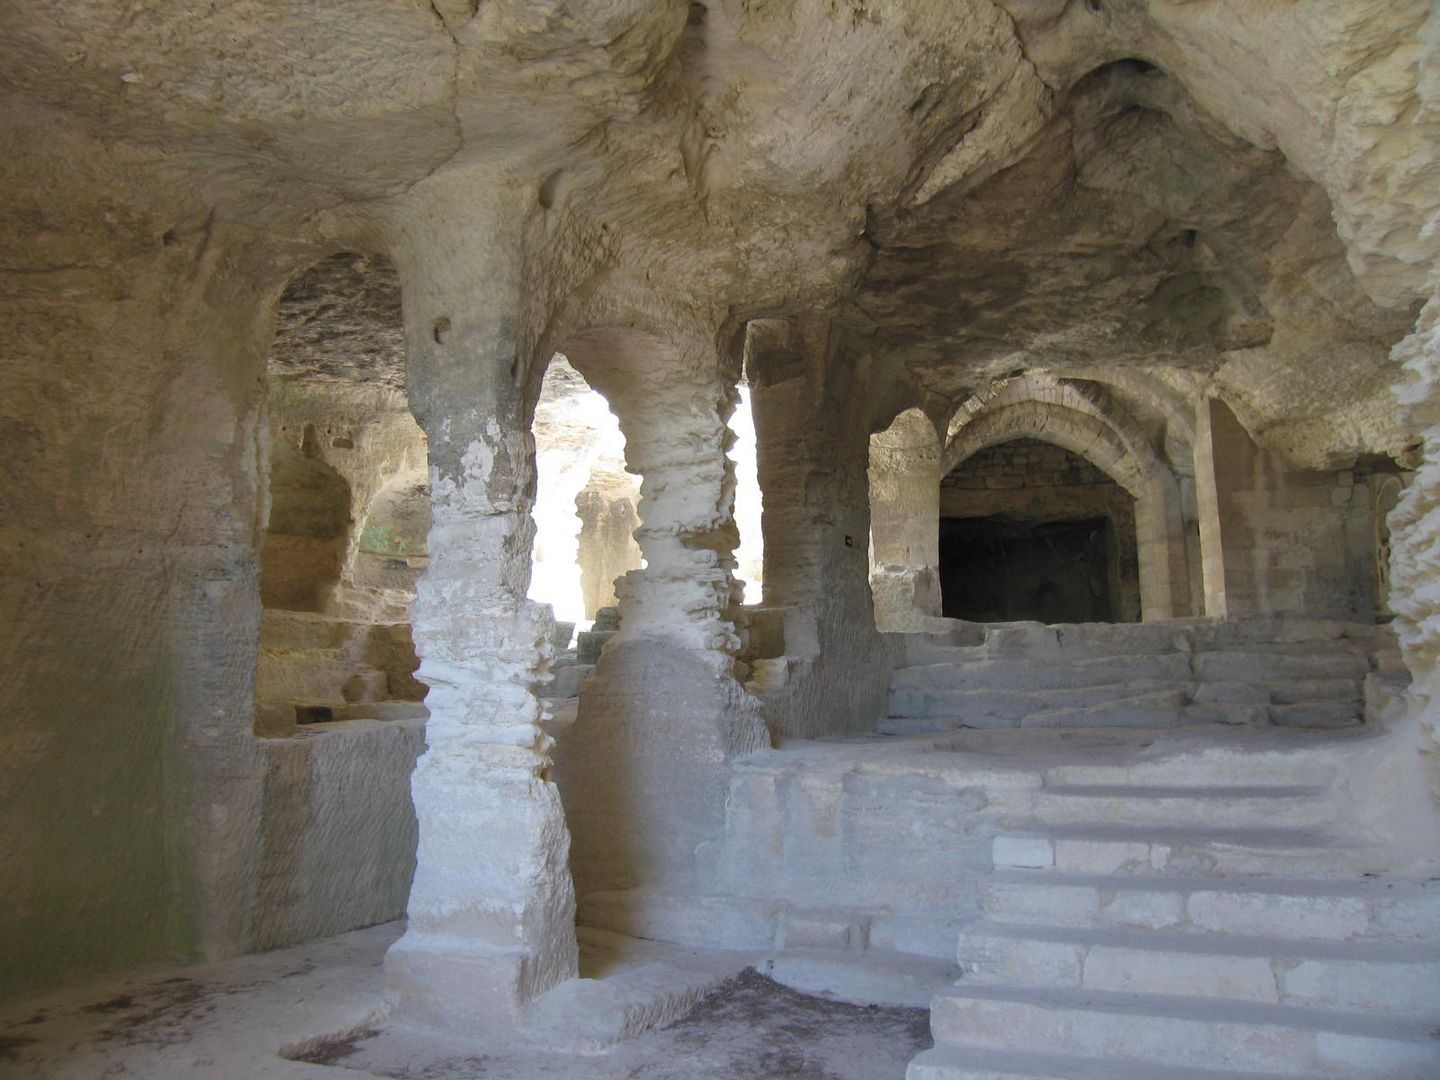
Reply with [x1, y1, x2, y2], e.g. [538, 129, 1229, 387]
[260, 426, 352, 613]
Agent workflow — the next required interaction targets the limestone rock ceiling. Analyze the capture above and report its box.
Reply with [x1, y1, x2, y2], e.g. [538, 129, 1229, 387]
[270, 254, 407, 393]
[850, 56, 1418, 462]
[8, 1, 1431, 464]
[852, 60, 1289, 379]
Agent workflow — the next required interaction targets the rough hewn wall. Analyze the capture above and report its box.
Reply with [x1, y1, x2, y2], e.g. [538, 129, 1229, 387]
[869, 408, 945, 630]
[749, 319, 906, 739]
[4, 0, 1439, 1009]
[0, 117, 427, 995]
[0, 113, 283, 994]
[248, 721, 423, 952]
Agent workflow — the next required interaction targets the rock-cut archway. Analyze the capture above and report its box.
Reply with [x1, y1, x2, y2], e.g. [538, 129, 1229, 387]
[943, 374, 1193, 622]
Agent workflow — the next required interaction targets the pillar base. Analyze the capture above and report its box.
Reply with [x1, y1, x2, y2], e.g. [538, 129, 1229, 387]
[555, 637, 767, 900]
[384, 932, 548, 1034]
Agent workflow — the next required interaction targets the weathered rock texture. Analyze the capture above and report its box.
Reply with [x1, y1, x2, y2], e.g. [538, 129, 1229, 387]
[576, 488, 642, 619]
[871, 408, 946, 630]
[554, 327, 768, 921]
[3, 11, 1439, 1078]
[747, 318, 905, 738]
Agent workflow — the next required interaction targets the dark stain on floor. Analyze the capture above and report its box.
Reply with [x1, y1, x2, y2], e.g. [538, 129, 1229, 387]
[661, 970, 932, 1080]
[82, 995, 136, 1014]
[79, 976, 259, 1049]
[294, 968, 933, 1080]
[301, 1026, 383, 1066]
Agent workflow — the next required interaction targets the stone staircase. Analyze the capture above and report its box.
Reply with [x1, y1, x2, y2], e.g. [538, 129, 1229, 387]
[538, 606, 619, 701]
[910, 720, 1440, 1079]
[571, 616, 1434, 1075]
[885, 618, 1405, 733]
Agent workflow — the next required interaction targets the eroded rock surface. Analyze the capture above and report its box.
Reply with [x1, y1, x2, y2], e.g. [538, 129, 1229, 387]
[4, 10, 1440, 1076]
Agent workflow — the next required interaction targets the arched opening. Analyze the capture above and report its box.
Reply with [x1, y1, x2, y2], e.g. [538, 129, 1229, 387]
[531, 355, 639, 639]
[939, 438, 1141, 622]
[245, 250, 429, 952]
[254, 252, 429, 736]
[731, 380, 765, 605]
[537, 324, 768, 960]
[528, 353, 638, 697]
[941, 374, 1193, 622]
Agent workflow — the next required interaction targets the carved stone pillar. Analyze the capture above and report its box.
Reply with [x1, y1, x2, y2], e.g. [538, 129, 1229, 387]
[576, 485, 641, 619]
[869, 408, 944, 628]
[746, 318, 895, 739]
[555, 327, 768, 904]
[383, 196, 577, 1032]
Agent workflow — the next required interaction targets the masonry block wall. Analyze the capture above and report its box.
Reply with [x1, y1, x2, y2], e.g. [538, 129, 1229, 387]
[1198, 398, 1381, 619]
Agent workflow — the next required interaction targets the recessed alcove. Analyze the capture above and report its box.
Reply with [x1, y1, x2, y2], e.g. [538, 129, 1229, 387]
[939, 514, 1119, 623]
[938, 438, 1141, 623]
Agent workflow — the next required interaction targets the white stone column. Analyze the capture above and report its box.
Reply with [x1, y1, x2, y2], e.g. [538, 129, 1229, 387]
[554, 327, 768, 903]
[383, 195, 577, 1032]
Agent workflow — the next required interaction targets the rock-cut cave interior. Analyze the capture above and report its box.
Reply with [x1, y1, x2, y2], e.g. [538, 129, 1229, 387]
[4, 2, 1440, 1078]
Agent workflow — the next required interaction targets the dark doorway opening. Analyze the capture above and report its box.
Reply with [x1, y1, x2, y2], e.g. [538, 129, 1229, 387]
[939, 515, 1115, 623]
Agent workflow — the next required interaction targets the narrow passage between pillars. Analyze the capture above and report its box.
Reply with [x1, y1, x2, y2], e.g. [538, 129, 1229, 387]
[552, 326, 768, 911]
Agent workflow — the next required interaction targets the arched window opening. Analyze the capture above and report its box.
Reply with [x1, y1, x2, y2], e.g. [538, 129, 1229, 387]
[529, 354, 762, 689]
[940, 438, 1141, 623]
[529, 354, 638, 668]
[254, 252, 429, 736]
